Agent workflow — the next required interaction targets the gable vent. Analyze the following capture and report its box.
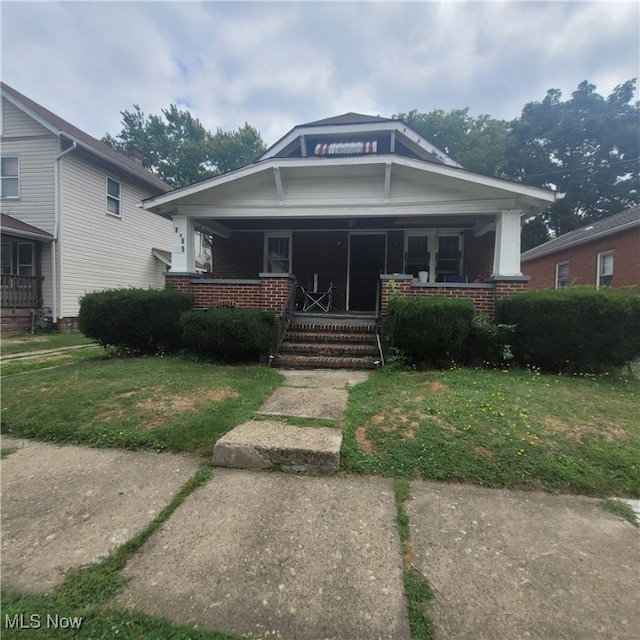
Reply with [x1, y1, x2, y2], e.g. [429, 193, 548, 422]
[314, 141, 377, 156]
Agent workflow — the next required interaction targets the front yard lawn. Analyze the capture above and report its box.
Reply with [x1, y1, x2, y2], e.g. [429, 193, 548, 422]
[1, 355, 282, 457]
[342, 367, 640, 497]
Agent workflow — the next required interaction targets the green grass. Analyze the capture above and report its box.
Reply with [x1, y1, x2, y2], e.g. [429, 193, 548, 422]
[394, 480, 435, 640]
[1, 331, 94, 356]
[1, 465, 243, 639]
[1, 354, 283, 457]
[1, 345, 103, 376]
[601, 499, 639, 527]
[342, 367, 640, 496]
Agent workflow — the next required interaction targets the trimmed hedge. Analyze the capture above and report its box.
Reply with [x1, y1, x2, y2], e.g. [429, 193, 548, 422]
[180, 307, 277, 362]
[495, 287, 640, 372]
[386, 296, 475, 367]
[78, 288, 193, 354]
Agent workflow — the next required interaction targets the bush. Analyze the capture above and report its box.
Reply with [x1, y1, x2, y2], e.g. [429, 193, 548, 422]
[385, 296, 475, 367]
[464, 314, 516, 366]
[180, 307, 277, 362]
[496, 287, 640, 372]
[78, 288, 193, 354]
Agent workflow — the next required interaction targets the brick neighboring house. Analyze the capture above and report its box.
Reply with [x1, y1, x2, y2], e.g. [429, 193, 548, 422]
[143, 113, 561, 318]
[0, 82, 176, 334]
[521, 207, 640, 290]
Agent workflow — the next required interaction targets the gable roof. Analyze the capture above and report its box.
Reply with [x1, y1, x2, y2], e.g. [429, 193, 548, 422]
[300, 112, 394, 127]
[521, 206, 640, 262]
[256, 112, 463, 167]
[1, 213, 54, 241]
[0, 82, 170, 193]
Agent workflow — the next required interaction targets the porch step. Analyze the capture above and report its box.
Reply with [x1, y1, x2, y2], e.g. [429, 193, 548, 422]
[213, 420, 342, 474]
[273, 313, 380, 370]
[280, 342, 378, 357]
[272, 354, 378, 370]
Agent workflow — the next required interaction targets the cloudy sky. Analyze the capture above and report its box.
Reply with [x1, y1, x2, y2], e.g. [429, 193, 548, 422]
[2, 1, 638, 146]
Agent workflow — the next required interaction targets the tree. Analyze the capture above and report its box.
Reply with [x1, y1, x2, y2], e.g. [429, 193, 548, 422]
[102, 105, 266, 188]
[506, 80, 640, 244]
[393, 108, 510, 176]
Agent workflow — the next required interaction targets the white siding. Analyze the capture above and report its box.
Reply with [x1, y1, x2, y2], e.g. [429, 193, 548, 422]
[0, 97, 58, 233]
[58, 154, 172, 317]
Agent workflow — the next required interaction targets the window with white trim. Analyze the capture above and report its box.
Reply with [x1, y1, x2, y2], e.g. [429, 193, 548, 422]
[1, 156, 20, 198]
[597, 251, 613, 287]
[555, 261, 569, 289]
[264, 233, 292, 273]
[404, 231, 464, 282]
[106, 177, 121, 216]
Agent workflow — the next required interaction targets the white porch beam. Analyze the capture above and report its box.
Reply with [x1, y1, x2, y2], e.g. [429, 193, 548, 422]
[473, 221, 496, 237]
[195, 220, 231, 239]
[492, 210, 523, 277]
[170, 216, 196, 273]
[390, 129, 396, 153]
[273, 166, 285, 205]
[383, 162, 392, 203]
[300, 135, 307, 157]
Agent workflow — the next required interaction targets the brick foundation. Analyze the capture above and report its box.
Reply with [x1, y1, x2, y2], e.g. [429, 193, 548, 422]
[1, 308, 34, 336]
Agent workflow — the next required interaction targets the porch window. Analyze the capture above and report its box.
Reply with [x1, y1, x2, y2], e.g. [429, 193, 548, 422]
[555, 261, 569, 289]
[1, 156, 20, 198]
[404, 232, 464, 282]
[106, 177, 121, 216]
[597, 251, 613, 287]
[264, 233, 292, 273]
[1, 240, 35, 275]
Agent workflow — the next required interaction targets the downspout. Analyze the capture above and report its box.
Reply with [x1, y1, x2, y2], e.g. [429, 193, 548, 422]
[52, 140, 76, 324]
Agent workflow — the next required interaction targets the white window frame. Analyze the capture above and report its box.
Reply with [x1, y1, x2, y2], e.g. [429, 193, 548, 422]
[403, 230, 464, 283]
[597, 251, 614, 288]
[17, 242, 35, 276]
[1, 155, 20, 199]
[106, 177, 121, 217]
[263, 232, 292, 274]
[555, 261, 569, 289]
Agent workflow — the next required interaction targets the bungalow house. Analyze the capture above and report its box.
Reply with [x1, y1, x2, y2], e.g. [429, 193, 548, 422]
[0, 82, 175, 334]
[142, 113, 561, 367]
[521, 207, 640, 290]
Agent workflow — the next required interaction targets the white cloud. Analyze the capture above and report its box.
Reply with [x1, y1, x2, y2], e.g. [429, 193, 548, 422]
[2, 0, 638, 146]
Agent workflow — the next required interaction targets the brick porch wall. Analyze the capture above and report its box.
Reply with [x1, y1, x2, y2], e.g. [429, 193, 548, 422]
[380, 275, 528, 318]
[165, 273, 296, 314]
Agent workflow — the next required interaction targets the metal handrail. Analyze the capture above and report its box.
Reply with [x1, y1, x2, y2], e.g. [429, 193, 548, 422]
[269, 277, 297, 364]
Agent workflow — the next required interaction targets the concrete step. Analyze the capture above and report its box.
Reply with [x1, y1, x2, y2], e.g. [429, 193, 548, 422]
[280, 342, 378, 357]
[289, 321, 376, 334]
[272, 354, 378, 370]
[213, 420, 342, 474]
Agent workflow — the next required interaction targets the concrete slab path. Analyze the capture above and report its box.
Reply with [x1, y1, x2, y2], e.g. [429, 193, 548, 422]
[407, 481, 640, 640]
[0, 437, 199, 593]
[115, 469, 410, 640]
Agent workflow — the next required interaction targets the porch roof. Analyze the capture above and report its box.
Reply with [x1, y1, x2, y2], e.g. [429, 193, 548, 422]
[1, 213, 54, 241]
[142, 154, 562, 225]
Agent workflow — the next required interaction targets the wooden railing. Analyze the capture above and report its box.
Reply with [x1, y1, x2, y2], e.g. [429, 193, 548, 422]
[1, 274, 44, 309]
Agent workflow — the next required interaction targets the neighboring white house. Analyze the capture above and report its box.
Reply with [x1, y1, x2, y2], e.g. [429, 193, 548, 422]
[0, 82, 175, 333]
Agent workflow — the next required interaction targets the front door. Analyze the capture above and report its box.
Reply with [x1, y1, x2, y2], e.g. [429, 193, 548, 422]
[348, 233, 386, 311]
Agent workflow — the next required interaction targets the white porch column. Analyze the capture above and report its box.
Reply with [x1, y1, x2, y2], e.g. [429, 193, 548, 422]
[492, 210, 523, 277]
[170, 216, 196, 273]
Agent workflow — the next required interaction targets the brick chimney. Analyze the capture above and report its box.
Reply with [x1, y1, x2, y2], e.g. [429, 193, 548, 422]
[127, 145, 143, 165]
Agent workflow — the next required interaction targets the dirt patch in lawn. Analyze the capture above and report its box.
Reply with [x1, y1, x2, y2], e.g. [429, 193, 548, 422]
[539, 416, 630, 443]
[87, 387, 239, 430]
[355, 426, 376, 455]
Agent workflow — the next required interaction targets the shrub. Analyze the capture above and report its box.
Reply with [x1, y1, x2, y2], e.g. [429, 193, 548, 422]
[385, 296, 475, 367]
[78, 288, 193, 354]
[496, 287, 640, 372]
[180, 307, 277, 362]
[464, 314, 516, 365]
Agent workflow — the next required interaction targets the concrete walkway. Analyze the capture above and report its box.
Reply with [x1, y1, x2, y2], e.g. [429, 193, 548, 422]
[1, 366, 639, 640]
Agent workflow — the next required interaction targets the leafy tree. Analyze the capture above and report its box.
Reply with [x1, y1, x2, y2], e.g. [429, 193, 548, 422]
[102, 105, 266, 188]
[393, 108, 510, 176]
[507, 79, 640, 242]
